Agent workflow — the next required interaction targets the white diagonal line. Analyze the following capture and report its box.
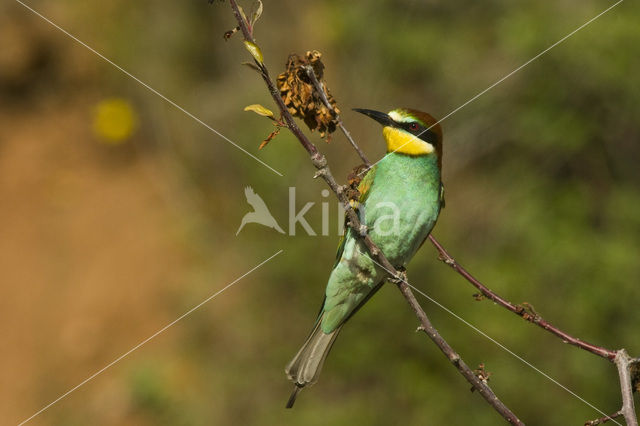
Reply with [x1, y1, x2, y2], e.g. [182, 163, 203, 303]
[14, 0, 283, 177]
[406, 284, 620, 425]
[366, 0, 623, 173]
[369, 257, 622, 425]
[18, 250, 283, 426]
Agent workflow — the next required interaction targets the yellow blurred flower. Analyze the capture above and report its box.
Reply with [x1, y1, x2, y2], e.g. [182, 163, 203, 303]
[92, 98, 138, 144]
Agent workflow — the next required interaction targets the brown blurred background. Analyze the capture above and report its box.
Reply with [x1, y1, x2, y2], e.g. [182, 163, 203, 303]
[1, 1, 639, 425]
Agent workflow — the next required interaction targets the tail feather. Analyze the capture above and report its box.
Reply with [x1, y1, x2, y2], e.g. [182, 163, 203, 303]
[285, 317, 342, 408]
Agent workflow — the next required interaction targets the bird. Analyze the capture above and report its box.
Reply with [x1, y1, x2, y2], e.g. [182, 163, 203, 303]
[285, 107, 445, 407]
[236, 186, 285, 235]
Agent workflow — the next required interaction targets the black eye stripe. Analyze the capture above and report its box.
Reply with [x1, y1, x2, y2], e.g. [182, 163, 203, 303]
[400, 121, 421, 133]
[398, 121, 438, 145]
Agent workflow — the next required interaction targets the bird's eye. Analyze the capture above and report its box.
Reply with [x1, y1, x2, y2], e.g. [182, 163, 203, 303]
[409, 122, 419, 131]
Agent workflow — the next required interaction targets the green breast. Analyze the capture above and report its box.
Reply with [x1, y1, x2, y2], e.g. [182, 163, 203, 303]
[363, 153, 441, 266]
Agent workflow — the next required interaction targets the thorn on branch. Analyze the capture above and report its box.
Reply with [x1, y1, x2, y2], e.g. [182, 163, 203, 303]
[521, 302, 540, 319]
[436, 251, 455, 266]
[472, 293, 485, 301]
[515, 302, 542, 322]
[471, 363, 492, 392]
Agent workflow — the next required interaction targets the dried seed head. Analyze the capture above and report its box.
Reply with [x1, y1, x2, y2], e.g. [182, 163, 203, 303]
[276, 50, 339, 140]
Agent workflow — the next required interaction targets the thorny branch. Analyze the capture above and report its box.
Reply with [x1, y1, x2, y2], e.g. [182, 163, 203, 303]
[427, 236, 618, 360]
[427, 236, 638, 425]
[223, 1, 637, 424]
[226, 1, 523, 424]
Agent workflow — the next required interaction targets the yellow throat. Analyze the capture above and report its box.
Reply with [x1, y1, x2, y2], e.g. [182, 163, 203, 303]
[382, 126, 434, 155]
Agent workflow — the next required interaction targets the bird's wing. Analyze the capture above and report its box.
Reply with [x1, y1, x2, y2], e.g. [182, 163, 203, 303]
[416, 180, 445, 251]
[332, 166, 377, 269]
[357, 165, 377, 204]
[316, 166, 382, 330]
[245, 186, 269, 211]
[311, 166, 378, 322]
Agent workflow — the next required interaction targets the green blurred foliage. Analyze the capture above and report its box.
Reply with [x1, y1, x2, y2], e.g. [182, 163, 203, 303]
[4, 0, 640, 425]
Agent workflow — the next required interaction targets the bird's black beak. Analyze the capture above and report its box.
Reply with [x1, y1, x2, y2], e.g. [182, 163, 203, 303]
[353, 108, 395, 127]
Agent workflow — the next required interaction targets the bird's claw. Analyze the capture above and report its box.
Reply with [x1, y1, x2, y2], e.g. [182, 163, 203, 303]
[390, 268, 407, 284]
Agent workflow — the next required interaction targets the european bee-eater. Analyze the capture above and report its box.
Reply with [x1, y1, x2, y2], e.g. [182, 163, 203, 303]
[285, 108, 444, 407]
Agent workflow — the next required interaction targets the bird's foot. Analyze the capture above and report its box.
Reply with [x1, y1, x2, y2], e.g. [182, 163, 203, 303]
[390, 267, 407, 285]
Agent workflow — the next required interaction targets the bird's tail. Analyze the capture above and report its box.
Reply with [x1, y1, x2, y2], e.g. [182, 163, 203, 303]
[285, 317, 342, 408]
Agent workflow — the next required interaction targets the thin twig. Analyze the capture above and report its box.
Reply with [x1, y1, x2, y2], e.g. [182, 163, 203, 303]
[427, 235, 618, 361]
[226, 1, 525, 423]
[303, 65, 371, 166]
[396, 278, 524, 425]
[585, 410, 623, 426]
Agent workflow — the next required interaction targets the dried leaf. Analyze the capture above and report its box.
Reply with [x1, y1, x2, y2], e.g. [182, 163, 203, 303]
[243, 40, 264, 64]
[250, 0, 263, 27]
[259, 127, 281, 149]
[244, 104, 275, 119]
